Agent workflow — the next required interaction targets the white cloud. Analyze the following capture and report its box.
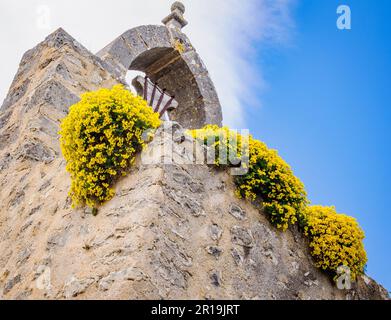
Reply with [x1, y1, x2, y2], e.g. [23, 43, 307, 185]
[0, 0, 295, 128]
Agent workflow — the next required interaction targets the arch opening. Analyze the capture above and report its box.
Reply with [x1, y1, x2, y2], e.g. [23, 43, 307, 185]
[97, 24, 222, 129]
[127, 47, 206, 128]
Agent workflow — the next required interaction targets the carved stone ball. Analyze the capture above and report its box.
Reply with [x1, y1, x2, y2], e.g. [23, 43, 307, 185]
[171, 1, 185, 14]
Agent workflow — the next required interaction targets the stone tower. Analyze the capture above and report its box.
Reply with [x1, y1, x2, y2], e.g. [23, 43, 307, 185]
[97, 1, 223, 129]
[0, 2, 388, 301]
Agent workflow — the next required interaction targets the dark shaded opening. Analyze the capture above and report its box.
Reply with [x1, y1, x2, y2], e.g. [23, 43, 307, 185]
[128, 47, 206, 129]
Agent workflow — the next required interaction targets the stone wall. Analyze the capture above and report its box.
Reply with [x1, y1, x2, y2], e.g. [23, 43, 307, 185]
[0, 27, 388, 300]
[97, 24, 222, 129]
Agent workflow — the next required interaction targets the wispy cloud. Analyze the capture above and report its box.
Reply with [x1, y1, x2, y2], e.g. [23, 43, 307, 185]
[0, 0, 295, 127]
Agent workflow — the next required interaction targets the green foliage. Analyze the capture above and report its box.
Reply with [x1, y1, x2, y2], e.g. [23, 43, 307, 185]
[189, 125, 369, 284]
[188, 125, 307, 230]
[187, 125, 246, 166]
[59, 85, 161, 208]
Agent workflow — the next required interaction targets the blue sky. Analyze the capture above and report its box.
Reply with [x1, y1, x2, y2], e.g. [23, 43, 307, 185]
[245, 0, 391, 291]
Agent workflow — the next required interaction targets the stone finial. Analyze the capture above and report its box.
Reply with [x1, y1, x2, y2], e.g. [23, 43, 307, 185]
[171, 1, 185, 14]
[162, 1, 188, 30]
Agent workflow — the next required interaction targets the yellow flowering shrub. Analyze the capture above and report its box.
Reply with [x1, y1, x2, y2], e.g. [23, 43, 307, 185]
[59, 85, 161, 208]
[188, 125, 307, 230]
[188, 125, 246, 166]
[189, 126, 368, 283]
[303, 206, 367, 280]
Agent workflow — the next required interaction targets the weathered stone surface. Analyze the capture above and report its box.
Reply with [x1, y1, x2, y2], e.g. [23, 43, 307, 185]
[231, 247, 244, 266]
[209, 224, 223, 241]
[0, 25, 388, 301]
[0, 152, 12, 171]
[98, 267, 145, 292]
[63, 276, 94, 298]
[210, 270, 222, 287]
[229, 204, 247, 220]
[1, 116, 387, 299]
[0, 110, 12, 130]
[205, 246, 223, 259]
[1, 79, 30, 111]
[16, 248, 31, 266]
[3, 274, 21, 295]
[95, 3, 223, 128]
[231, 226, 254, 248]
[162, 1, 188, 30]
[28, 80, 79, 114]
[97, 22, 223, 129]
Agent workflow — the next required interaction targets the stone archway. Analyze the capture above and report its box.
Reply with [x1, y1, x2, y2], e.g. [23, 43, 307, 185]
[97, 5, 222, 129]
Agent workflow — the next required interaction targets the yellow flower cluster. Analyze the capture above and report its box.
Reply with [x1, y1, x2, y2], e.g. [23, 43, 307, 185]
[188, 125, 307, 231]
[189, 125, 368, 283]
[59, 85, 161, 208]
[236, 138, 307, 230]
[303, 206, 367, 280]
